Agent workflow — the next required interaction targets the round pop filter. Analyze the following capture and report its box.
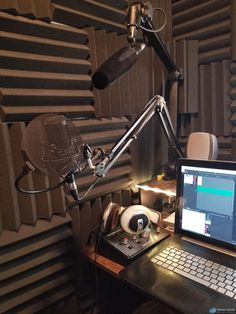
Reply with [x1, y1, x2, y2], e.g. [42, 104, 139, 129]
[21, 114, 84, 177]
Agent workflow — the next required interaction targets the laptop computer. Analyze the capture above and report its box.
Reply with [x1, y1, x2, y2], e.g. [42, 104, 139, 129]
[119, 158, 236, 314]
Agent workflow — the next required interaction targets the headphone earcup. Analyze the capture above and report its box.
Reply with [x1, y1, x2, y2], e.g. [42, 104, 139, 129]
[120, 205, 150, 234]
[102, 202, 121, 233]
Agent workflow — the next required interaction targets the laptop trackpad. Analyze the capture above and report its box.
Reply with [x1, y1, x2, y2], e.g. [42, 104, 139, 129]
[151, 267, 211, 313]
[154, 267, 235, 313]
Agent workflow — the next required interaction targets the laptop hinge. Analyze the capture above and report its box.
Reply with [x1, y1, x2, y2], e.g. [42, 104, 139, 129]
[181, 236, 236, 257]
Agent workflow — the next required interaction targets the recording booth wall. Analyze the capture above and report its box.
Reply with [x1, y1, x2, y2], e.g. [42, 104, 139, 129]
[0, 1, 234, 313]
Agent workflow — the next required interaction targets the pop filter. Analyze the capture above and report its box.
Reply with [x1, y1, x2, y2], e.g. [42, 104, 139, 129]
[21, 114, 84, 178]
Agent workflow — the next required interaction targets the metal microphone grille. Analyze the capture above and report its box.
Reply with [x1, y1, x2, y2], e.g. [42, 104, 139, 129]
[22, 114, 84, 177]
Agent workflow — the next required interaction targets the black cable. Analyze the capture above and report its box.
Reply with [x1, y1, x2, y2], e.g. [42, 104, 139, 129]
[66, 176, 101, 208]
[87, 227, 103, 314]
[15, 165, 66, 194]
[93, 230, 102, 314]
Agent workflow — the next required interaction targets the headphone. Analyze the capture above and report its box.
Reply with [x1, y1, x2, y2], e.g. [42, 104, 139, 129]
[102, 202, 161, 235]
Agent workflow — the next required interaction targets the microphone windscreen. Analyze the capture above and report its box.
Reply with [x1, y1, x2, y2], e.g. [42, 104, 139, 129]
[92, 46, 137, 90]
[21, 114, 84, 177]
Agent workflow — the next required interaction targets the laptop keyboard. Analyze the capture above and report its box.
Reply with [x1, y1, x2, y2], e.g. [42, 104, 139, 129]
[151, 246, 236, 300]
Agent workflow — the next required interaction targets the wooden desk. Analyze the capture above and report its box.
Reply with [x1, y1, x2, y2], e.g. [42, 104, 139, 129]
[82, 239, 180, 314]
[82, 245, 124, 277]
[82, 244, 152, 314]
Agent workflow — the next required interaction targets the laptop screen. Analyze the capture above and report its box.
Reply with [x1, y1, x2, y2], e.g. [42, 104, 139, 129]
[175, 159, 236, 250]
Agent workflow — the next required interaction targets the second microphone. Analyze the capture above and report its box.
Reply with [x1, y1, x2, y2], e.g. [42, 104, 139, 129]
[92, 44, 145, 90]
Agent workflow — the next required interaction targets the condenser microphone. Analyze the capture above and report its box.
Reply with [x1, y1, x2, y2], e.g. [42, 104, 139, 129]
[20, 113, 85, 200]
[21, 114, 84, 177]
[92, 44, 146, 90]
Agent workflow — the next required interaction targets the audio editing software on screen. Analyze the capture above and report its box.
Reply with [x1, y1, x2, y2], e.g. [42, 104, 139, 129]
[180, 165, 236, 245]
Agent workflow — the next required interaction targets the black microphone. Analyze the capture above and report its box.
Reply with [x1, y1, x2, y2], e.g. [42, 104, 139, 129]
[92, 44, 145, 90]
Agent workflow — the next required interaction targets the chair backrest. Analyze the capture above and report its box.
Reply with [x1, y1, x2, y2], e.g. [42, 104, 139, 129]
[186, 132, 218, 160]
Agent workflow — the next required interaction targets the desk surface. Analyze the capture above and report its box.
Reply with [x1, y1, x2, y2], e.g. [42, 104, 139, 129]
[83, 231, 236, 314]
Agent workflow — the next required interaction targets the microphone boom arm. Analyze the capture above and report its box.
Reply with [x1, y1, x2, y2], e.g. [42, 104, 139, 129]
[67, 3, 185, 202]
[94, 95, 184, 178]
[127, 1, 182, 81]
[141, 19, 179, 79]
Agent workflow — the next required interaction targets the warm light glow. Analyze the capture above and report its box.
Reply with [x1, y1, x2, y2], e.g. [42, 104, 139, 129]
[136, 184, 176, 197]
